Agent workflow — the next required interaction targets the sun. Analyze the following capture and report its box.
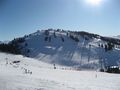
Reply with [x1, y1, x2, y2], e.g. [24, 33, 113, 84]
[86, 0, 102, 6]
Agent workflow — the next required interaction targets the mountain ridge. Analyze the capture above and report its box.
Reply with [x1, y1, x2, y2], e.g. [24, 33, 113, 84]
[1, 29, 120, 70]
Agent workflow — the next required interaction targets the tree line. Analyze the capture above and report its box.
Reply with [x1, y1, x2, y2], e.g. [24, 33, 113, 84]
[0, 37, 25, 54]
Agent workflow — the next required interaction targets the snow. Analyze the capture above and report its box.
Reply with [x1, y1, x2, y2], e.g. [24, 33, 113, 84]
[113, 35, 120, 39]
[19, 30, 120, 69]
[0, 40, 9, 44]
[0, 52, 120, 90]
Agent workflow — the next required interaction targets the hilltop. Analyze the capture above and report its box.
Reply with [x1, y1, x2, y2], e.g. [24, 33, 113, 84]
[0, 29, 120, 70]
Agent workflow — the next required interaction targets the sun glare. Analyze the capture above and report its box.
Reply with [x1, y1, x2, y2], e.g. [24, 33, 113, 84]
[86, 0, 102, 6]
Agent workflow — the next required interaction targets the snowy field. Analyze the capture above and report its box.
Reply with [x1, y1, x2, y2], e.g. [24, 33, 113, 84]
[0, 52, 120, 90]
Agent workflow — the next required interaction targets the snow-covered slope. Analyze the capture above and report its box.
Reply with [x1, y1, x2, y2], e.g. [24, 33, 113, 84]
[0, 41, 2, 44]
[13, 29, 120, 70]
[113, 35, 120, 39]
[0, 40, 9, 44]
[0, 52, 120, 90]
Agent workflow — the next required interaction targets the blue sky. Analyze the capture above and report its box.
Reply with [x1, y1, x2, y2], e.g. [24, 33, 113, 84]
[0, 0, 120, 41]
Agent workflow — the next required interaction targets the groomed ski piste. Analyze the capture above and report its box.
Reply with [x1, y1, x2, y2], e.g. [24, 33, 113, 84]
[0, 52, 120, 90]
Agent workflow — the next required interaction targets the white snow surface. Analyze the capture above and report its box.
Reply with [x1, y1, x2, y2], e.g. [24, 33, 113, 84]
[113, 35, 120, 39]
[0, 52, 120, 90]
[20, 30, 120, 69]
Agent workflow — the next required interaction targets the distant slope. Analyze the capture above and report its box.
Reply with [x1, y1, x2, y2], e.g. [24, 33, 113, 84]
[0, 41, 9, 44]
[7, 29, 119, 70]
[113, 35, 120, 39]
